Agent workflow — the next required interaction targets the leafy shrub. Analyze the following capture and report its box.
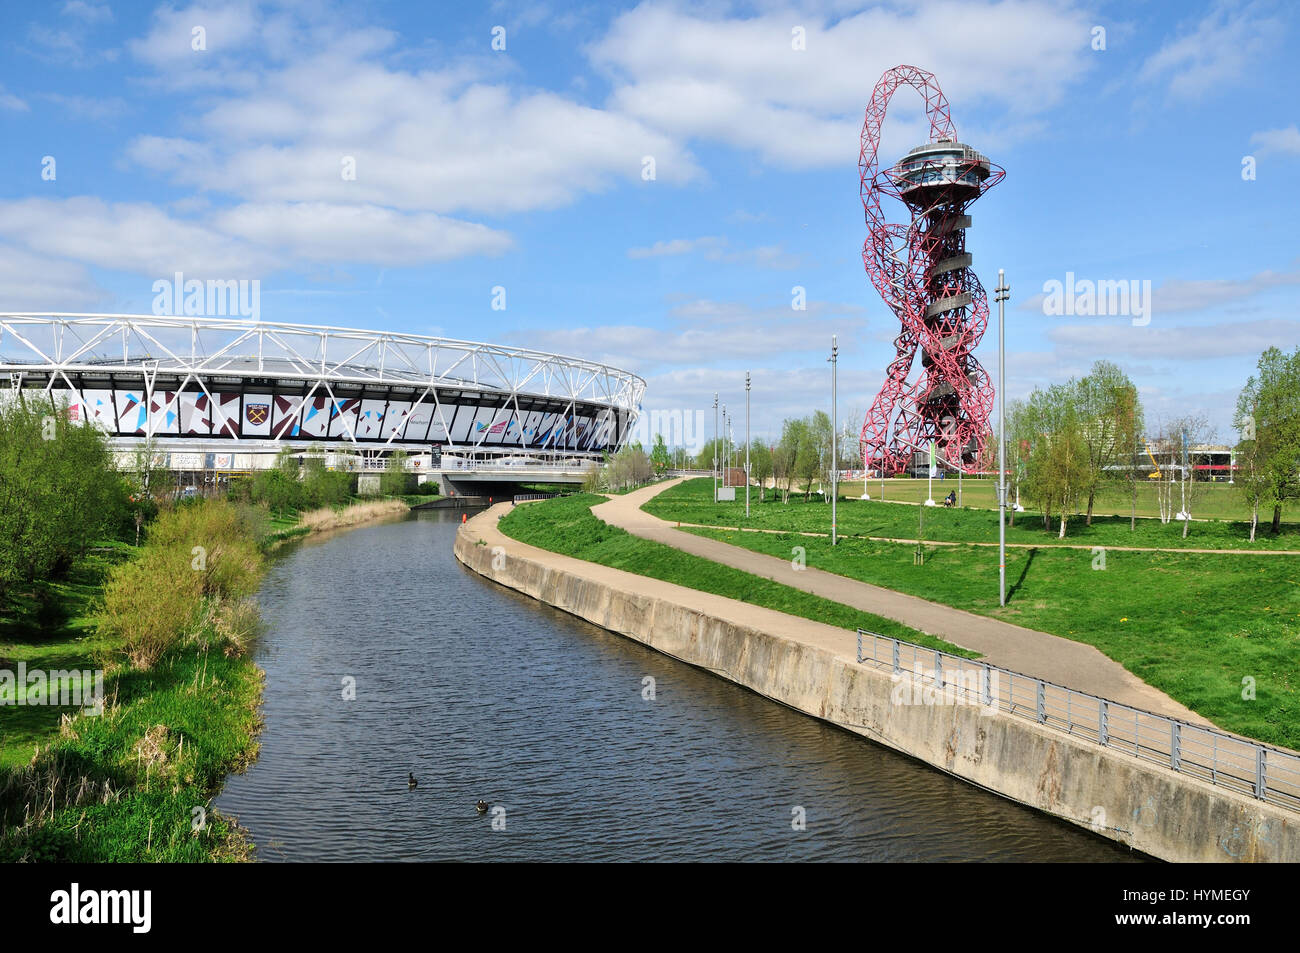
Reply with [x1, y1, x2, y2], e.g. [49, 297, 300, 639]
[97, 500, 266, 669]
[0, 400, 131, 599]
[98, 547, 202, 669]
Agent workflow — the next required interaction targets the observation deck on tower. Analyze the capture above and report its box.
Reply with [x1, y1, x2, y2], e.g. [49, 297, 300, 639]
[889, 139, 992, 204]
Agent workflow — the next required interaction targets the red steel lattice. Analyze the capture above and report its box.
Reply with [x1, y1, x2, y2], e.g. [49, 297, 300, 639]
[858, 65, 1004, 475]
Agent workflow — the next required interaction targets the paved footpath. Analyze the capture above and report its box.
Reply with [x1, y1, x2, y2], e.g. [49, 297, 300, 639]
[671, 521, 1300, 557]
[590, 479, 1211, 725]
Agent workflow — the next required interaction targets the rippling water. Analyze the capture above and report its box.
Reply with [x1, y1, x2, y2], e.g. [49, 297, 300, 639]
[215, 509, 1143, 862]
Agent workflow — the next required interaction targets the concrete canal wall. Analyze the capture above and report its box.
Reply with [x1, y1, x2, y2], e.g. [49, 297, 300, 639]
[454, 512, 1297, 863]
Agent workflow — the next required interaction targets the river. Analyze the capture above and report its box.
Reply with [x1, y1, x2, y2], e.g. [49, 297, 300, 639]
[214, 508, 1143, 862]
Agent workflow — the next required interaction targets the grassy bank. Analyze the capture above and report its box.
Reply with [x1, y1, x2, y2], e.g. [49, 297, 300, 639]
[265, 497, 411, 545]
[497, 494, 972, 657]
[680, 525, 1299, 750]
[646, 478, 1300, 551]
[0, 547, 126, 770]
[0, 500, 268, 861]
[294, 498, 409, 534]
[836, 476, 1278, 523]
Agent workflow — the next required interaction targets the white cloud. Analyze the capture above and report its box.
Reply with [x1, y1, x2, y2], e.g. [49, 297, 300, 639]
[22, 0, 119, 68]
[40, 93, 128, 121]
[1047, 318, 1300, 362]
[640, 364, 884, 442]
[1251, 125, 1300, 157]
[212, 202, 513, 265]
[62, 1, 113, 23]
[127, 1, 261, 70]
[1153, 270, 1300, 312]
[627, 235, 802, 268]
[0, 197, 266, 276]
[515, 297, 867, 370]
[628, 237, 725, 258]
[125, 36, 699, 215]
[0, 196, 514, 278]
[1019, 267, 1300, 315]
[0, 87, 28, 112]
[0, 244, 105, 311]
[589, 0, 1094, 166]
[1138, 0, 1282, 100]
[1, 3, 711, 280]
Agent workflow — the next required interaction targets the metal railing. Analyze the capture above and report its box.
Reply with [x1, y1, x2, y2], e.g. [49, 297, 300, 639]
[855, 629, 1300, 812]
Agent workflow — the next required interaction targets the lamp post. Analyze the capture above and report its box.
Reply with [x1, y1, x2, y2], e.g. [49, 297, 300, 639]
[995, 269, 1010, 607]
[745, 372, 751, 518]
[829, 335, 838, 545]
[722, 404, 728, 487]
[713, 392, 718, 503]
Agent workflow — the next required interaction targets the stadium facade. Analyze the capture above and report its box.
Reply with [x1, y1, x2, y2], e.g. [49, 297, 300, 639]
[0, 314, 644, 477]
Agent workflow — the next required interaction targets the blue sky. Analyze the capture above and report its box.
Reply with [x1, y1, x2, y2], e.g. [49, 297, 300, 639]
[0, 0, 1297, 445]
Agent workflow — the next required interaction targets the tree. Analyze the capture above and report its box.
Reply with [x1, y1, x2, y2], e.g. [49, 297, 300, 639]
[301, 445, 354, 507]
[252, 447, 303, 516]
[1022, 383, 1091, 537]
[380, 450, 410, 496]
[650, 433, 671, 476]
[804, 410, 832, 500]
[0, 398, 130, 600]
[1233, 412, 1269, 542]
[692, 437, 726, 473]
[748, 440, 773, 502]
[1002, 398, 1035, 527]
[597, 444, 653, 491]
[772, 417, 809, 503]
[1074, 361, 1143, 526]
[1163, 414, 1214, 538]
[972, 423, 999, 475]
[1121, 397, 1146, 533]
[838, 409, 864, 471]
[131, 439, 175, 501]
[1237, 346, 1300, 534]
[1149, 425, 1178, 525]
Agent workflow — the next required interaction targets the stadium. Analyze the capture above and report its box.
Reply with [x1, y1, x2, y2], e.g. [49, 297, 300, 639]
[0, 313, 645, 490]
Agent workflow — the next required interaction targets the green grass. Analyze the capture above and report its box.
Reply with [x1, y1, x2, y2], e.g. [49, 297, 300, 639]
[0, 500, 273, 861]
[498, 493, 973, 657]
[262, 494, 410, 543]
[646, 478, 1300, 551]
[0, 643, 262, 861]
[606, 477, 673, 495]
[0, 545, 129, 769]
[680, 525, 1300, 750]
[839, 475, 1278, 523]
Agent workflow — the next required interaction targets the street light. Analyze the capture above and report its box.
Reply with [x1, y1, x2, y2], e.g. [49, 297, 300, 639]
[995, 269, 1010, 607]
[722, 403, 728, 487]
[745, 371, 751, 518]
[713, 392, 719, 503]
[829, 334, 838, 545]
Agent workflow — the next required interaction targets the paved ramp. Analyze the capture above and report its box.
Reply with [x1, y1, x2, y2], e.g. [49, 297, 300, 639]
[591, 479, 1211, 725]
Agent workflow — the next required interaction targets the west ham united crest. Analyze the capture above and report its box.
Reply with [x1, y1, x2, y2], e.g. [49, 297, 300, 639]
[246, 402, 270, 425]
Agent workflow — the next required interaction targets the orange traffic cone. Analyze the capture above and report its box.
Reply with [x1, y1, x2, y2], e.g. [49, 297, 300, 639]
[462, 513, 467, 523]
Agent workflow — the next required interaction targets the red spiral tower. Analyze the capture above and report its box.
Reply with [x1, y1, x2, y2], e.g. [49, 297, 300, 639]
[858, 65, 1004, 475]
